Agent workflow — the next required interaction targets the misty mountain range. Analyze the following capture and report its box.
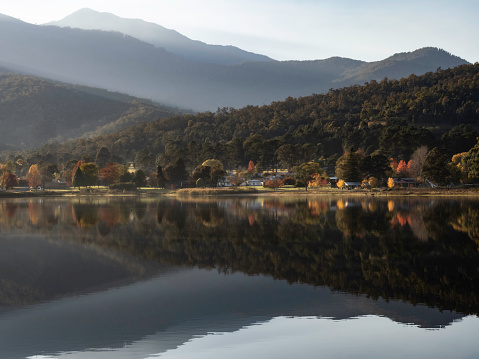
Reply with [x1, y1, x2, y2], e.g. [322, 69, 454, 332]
[0, 9, 469, 112]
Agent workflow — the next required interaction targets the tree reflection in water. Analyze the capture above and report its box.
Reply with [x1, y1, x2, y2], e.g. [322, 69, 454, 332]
[0, 196, 478, 314]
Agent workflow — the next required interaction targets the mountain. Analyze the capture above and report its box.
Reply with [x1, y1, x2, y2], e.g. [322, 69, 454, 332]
[46, 8, 273, 66]
[0, 72, 180, 149]
[0, 13, 469, 111]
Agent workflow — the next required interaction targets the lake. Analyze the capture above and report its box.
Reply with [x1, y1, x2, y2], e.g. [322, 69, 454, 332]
[0, 195, 478, 358]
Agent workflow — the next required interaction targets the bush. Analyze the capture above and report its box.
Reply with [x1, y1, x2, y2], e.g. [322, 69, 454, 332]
[108, 182, 138, 191]
[295, 180, 306, 187]
[283, 177, 295, 186]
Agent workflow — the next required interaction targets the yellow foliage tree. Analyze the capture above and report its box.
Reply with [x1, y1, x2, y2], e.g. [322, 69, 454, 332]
[308, 173, 328, 188]
[337, 179, 345, 189]
[387, 177, 395, 188]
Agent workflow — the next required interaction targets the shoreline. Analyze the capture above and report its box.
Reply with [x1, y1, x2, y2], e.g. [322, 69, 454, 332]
[2, 186, 479, 198]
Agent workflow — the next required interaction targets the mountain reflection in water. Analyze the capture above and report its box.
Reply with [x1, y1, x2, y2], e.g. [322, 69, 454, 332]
[0, 196, 478, 358]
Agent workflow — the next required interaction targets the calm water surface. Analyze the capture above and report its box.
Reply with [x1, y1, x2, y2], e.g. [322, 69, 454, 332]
[0, 195, 478, 358]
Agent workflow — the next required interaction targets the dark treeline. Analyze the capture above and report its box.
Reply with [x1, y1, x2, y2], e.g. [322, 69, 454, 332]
[4, 63, 479, 174]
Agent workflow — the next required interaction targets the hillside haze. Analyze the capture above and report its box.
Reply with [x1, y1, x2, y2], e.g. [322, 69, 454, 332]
[0, 73, 179, 149]
[46, 8, 273, 66]
[0, 11, 469, 112]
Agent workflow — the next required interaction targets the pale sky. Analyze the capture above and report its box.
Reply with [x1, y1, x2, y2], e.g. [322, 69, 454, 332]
[1, 0, 478, 63]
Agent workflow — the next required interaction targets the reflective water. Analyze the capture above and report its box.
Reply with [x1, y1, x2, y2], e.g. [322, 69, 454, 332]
[0, 196, 478, 358]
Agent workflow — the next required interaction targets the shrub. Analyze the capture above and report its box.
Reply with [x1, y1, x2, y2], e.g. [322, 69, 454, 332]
[108, 182, 138, 191]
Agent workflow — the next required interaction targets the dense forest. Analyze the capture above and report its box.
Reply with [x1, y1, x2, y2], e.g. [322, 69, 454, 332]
[2, 63, 479, 177]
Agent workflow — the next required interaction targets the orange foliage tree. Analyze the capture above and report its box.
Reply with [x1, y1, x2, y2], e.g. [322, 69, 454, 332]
[100, 162, 120, 185]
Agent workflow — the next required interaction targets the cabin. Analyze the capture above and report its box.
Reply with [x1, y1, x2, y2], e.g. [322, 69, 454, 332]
[343, 182, 362, 189]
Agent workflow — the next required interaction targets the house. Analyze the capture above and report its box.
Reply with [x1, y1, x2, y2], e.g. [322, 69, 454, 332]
[247, 179, 263, 186]
[343, 182, 362, 189]
[394, 178, 420, 188]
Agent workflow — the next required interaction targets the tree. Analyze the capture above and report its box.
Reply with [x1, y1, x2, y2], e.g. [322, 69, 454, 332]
[422, 147, 453, 186]
[362, 153, 390, 180]
[196, 178, 206, 188]
[72, 167, 85, 188]
[227, 172, 245, 187]
[337, 179, 345, 189]
[275, 144, 298, 169]
[308, 173, 328, 188]
[263, 178, 284, 191]
[135, 149, 156, 174]
[80, 162, 99, 187]
[100, 162, 120, 185]
[247, 160, 256, 175]
[396, 160, 409, 177]
[118, 164, 132, 183]
[368, 177, 379, 188]
[157, 165, 166, 188]
[4, 173, 18, 190]
[134, 170, 147, 187]
[202, 159, 224, 171]
[294, 162, 324, 190]
[27, 164, 42, 188]
[164, 158, 187, 183]
[37, 161, 57, 188]
[408, 146, 428, 180]
[462, 140, 479, 182]
[335, 149, 363, 182]
[95, 147, 111, 170]
[387, 177, 395, 188]
[192, 165, 211, 184]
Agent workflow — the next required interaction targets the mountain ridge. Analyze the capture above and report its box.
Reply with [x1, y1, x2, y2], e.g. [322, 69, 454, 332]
[46, 8, 274, 66]
[0, 12, 470, 111]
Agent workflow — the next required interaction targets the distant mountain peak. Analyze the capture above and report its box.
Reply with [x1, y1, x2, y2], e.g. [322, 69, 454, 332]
[46, 8, 273, 65]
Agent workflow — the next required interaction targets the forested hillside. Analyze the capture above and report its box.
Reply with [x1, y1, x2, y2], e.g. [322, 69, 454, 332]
[4, 63, 479, 175]
[0, 73, 182, 149]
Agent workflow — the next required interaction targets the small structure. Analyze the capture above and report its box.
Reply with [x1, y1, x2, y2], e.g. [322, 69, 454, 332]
[247, 179, 263, 186]
[395, 178, 420, 188]
[343, 182, 362, 189]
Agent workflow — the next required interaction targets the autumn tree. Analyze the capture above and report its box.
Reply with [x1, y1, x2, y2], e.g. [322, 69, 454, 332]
[100, 162, 120, 185]
[396, 160, 408, 177]
[387, 177, 395, 188]
[294, 162, 324, 190]
[308, 173, 328, 188]
[27, 164, 42, 188]
[263, 178, 284, 191]
[247, 160, 256, 175]
[4, 173, 18, 190]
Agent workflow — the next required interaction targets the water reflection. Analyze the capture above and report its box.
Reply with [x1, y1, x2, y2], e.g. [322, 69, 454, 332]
[1, 196, 479, 313]
[0, 196, 479, 357]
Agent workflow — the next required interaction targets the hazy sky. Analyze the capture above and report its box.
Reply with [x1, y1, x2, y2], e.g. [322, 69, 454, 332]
[2, 0, 478, 63]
